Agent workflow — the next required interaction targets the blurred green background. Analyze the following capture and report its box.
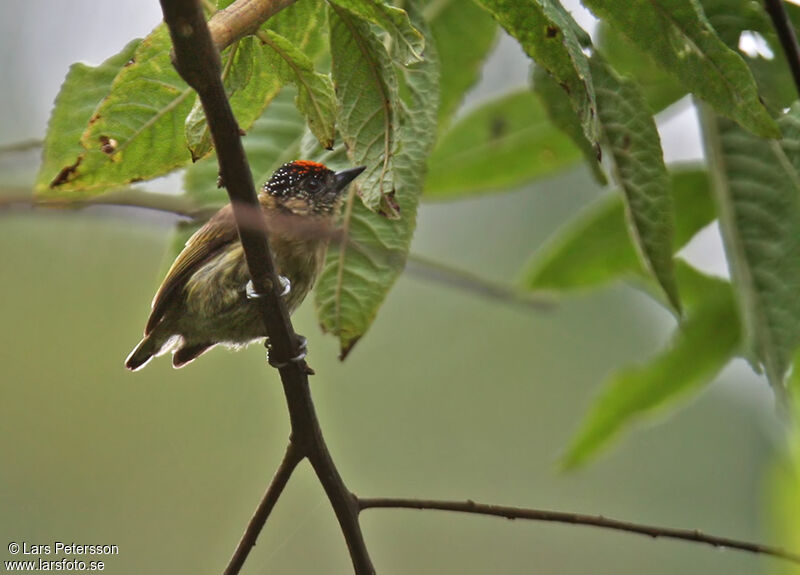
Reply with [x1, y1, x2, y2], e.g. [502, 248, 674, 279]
[0, 2, 789, 574]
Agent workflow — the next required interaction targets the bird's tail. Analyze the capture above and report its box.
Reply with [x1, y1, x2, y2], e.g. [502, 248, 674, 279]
[125, 335, 160, 371]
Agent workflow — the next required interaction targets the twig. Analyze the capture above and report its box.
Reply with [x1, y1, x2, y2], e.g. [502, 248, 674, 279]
[158, 1, 374, 573]
[405, 253, 554, 311]
[0, 139, 42, 155]
[207, 0, 297, 51]
[359, 498, 800, 564]
[764, 0, 800, 97]
[224, 443, 303, 575]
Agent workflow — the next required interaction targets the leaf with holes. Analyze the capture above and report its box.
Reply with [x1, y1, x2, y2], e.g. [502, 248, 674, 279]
[316, 0, 439, 357]
[582, 0, 778, 137]
[328, 3, 399, 216]
[35, 39, 140, 195]
[327, 0, 425, 65]
[39, 24, 197, 196]
[522, 168, 713, 292]
[424, 90, 582, 198]
[474, 0, 598, 145]
[702, 104, 800, 393]
[563, 263, 740, 469]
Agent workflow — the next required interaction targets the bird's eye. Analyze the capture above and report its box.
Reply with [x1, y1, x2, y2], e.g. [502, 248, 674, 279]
[305, 178, 322, 193]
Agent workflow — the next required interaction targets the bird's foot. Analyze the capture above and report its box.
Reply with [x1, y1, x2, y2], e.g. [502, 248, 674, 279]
[246, 275, 291, 300]
[266, 335, 314, 374]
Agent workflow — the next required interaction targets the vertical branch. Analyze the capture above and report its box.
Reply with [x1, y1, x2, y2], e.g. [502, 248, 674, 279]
[158, 1, 375, 573]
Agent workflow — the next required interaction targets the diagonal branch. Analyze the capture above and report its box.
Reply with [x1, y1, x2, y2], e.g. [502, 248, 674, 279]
[208, 0, 298, 51]
[158, 1, 374, 574]
[224, 442, 303, 575]
[359, 497, 800, 564]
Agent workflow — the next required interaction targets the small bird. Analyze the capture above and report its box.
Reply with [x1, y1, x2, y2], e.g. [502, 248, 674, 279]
[125, 160, 365, 371]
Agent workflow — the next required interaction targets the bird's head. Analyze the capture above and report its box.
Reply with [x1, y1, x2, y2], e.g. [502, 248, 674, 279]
[261, 160, 365, 217]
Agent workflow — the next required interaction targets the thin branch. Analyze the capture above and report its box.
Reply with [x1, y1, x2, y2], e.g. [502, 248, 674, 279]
[764, 0, 800, 97]
[405, 253, 554, 312]
[0, 139, 42, 155]
[359, 498, 800, 564]
[207, 0, 297, 51]
[158, 2, 375, 574]
[223, 443, 303, 575]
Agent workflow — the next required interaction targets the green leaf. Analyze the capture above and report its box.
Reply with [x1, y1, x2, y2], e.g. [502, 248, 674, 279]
[328, 3, 399, 215]
[701, 105, 800, 393]
[424, 90, 582, 198]
[581, 0, 778, 138]
[185, 37, 282, 160]
[701, 0, 800, 112]
[596, 21, 686, 113]
[429, 0, 498, 130]
[327, 0, 425, 65]
[522, 168, 713, 292]
[316, 0, 439, 356]
[590, 54, 681, 312]
[38, 25, 197, 196]
[35, 40, 141, 195]
[562, 263, 740, 470]
[184, 89, 306, 206]
[263, 0, 326, 58]
[474, 0, 598, 144]
[258, 30, 337, 149]
[533, 66, 607, 185]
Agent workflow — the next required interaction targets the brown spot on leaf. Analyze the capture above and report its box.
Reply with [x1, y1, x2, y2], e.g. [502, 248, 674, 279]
[621, 134, 631, 149]
[378, 190, 401, 220]
[559, 82, 571, 96]
[99, 135, 118, 155]
[87, 113, 102, 127]
[50, 156, 84, 187]
[546, 26, 559, 38]
[124, 57, 136, 67]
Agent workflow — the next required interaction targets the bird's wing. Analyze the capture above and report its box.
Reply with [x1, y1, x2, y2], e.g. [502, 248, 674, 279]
[145, 204, 238, 334]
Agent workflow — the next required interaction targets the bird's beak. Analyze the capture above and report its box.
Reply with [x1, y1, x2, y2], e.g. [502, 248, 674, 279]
[333, 166, 366, 193]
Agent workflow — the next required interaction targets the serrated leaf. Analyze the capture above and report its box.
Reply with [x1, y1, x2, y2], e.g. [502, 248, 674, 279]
[184, 89, 306, 206]
[701, 104, 800, 393]
[316, 0, 439, 356]
[596, 22, 686, 113]
[582, 0, 778, 138]
[327, 0, 425, 65]
[562, 263, 740, 470]
[35, 40, 141, 194]
[430, 0, 498, 130]
[328, 3, 399, 215]
[533, 66, 607, 185]
[258, 30, 337, 149]
[38, 24, 196, 196]
[522, 168, 713, 292]
[424, 90, 582, 198]
[264, 0, 326, 58]
[591, 54, 681, 312]
[474, 0, 598, 145]
[185, 37, 282, 160]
